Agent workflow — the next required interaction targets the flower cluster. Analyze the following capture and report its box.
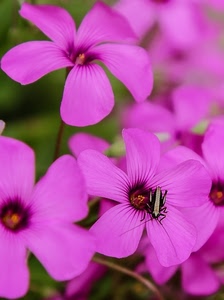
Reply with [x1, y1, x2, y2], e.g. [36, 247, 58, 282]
[1, 0, 224, 299]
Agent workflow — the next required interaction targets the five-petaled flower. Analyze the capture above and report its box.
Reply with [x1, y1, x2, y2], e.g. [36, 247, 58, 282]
[78, 128, 211, 266]
[1, 1, 153, 126]
[0, 136, 95, 299]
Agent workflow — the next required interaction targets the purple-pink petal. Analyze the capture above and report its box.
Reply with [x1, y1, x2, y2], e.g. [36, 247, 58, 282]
[201, 210, 224, 263]
[60, 64, 114, 126]
[19, 3, 76, 52]
[26, 223, 95, 281]
[90, 203, 145, 258]
[31, 155, 88, 223]
[180, 201, 219, 252]
[202, 123, 224, 181]
[69, 132, 110, 158]
[114, 0, 155, 38]
[151, 160, 211, 207]
[0, 232, 29, 299]
[159, 1, 201, 48]
[158, 145, 206, 173]
[208, 0, 224, 9]
[76, 1, 136, 50]
[182, 254, 220, 295]
[95, 43, 153, 102]
[78, 149, 129, 203]
[66, 262, 105, 298]
[1, 41, 73, 84]
[122, 129, 160, 185]
[122, 101, 175, 136]
[146, 205, 196, 267]
[172, 85, 211, 131]
[145, 244, 178, 285]
[0, 136, 35, 205]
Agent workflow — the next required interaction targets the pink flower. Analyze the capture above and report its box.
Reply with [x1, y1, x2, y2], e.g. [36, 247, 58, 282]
[202, 122, 224, 209]
[205, 0, 224, 10]
[115, 0, 203, 49]
[0, 120, 5, 135]
[141, 208, 224, 296]
[78, 128, 211, 266]
[1, 2, 153, 126]
[65, 261, 106, 300]
[121, 84, 211, 154]
[0, 136, 95, 299]
[69, 132, 110, 158]
[168, 121, 224, 211]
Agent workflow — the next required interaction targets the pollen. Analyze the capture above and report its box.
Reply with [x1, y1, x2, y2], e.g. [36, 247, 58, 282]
[2, 211, 21, 230]
[216, 191, 223, 199]
[209, 183, 224, 206]
[131, 194, 145, 205]
[75, 53, 86, 65]
[0, 200, 31, 232]
[130, 192, 148, 210]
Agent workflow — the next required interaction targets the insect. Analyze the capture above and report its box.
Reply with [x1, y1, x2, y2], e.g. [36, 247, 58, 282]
[121, 187, 168, 236]
[142, 186, 168, 223]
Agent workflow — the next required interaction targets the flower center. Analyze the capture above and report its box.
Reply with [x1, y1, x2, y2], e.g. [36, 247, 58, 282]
[209, 182, 224, 206]
[75, 53, 86, 65]
[130, 189, 149, 210]
[129, 185, 168, 222]
[0, 200, 30, 232]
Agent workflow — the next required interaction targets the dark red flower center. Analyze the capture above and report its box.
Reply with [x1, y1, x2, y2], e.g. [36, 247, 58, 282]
[75, 53, 86, 65]
[129, 184, 168, 222]
[0, 200, 31, 232]
[129, 188, 149, 210]
[210, 182, 224, 206]
[70, 50, 97, 66]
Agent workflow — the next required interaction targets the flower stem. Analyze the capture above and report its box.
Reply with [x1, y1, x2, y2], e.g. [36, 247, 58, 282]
[93, 255, 164, 300]
[53, 119, 65, 161]
[53, 68, 71, 161]
[88, 197, 101, 209]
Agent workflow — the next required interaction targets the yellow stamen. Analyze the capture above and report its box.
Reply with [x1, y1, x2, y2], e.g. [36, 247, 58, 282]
[217, 191, 223, 199]
[76, 53, 86, 65]
[11, 213, 20, 224]
[130, 193, 148, 210]
[2, 212, 21, 229]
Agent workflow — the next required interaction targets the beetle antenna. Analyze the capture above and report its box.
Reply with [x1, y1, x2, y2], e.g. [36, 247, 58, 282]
[119, 215, 152, 236]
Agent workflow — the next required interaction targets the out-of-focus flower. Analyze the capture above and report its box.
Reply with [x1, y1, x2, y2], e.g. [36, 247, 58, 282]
[78, 128, 211, 266]
[121, 84, 212, 154]
[140, 209, 224, 296]
[69, 132, 110, 158]
[65, 261, 106, 300]
[0, 136, 95, 299]
[1, 2, 153, 126]
[0, 121, 5, 135]
[171, 121, 224, 214]
[148, 24, 224, 91]
[205, 0, 224, 10]
[202, 122, 224, 210]
[115, 0, 203, 49]
[43, 261, 106, 300]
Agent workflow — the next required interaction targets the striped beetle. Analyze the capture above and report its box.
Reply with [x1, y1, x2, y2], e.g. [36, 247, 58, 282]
[144, 186, 168, 223]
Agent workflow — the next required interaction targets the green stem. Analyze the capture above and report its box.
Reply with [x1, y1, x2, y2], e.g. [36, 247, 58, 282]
[53, 119, 65, 161]
[88, 197, 101, 209]
[93, 255, 164, 300]
[53, 68, 72, 161]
